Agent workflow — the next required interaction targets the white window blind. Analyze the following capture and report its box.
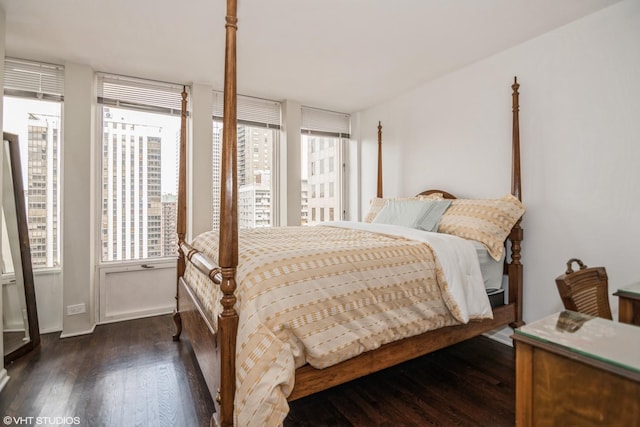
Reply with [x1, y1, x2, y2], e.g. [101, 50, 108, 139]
[301, 106, 350, 138]
[212, 91, 281, 129]
[97, 73, 186, 116]
[4, 57, 65, 101]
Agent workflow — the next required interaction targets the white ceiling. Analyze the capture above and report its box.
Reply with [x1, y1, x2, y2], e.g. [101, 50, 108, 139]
[0, 0, 620, 112]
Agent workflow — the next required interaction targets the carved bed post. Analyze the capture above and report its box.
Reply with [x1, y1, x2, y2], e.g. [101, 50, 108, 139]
[218, 0, 240, 425]
[509, 76, 524, 328]
[377, 121, 383, 198]
[173, 87, 188, 341]
[511, 77, 522, 202]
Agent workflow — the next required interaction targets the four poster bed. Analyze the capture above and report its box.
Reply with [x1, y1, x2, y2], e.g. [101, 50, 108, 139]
[172, 2, 524, 426]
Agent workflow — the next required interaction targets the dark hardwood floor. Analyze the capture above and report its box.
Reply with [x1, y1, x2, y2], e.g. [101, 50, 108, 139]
[286, 333, 515, 427]
[1, 315, 515, 426]
[1, 315, 214, 427]
[3, 331, 28, 356]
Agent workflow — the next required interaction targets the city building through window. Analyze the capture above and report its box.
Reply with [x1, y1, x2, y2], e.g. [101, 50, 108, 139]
[301, 107, 350, 225]
[97, 73, 183, 262]
[3, 58, 64, 270]
[211, 92, 281, 230]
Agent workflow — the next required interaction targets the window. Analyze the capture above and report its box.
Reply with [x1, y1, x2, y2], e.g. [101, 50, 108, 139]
[301, 107, 350, 225]
[211, 92, 281, 230]
[3, 58, 64, 270]
[97, 73, 184, 262]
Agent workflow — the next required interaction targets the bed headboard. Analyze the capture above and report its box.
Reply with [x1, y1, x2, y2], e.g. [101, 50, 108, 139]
[417, 189, 457, 199]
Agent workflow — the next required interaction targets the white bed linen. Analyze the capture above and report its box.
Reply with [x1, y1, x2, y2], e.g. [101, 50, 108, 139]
[326, 221, 493, 322]
[470, 239, 506, 289]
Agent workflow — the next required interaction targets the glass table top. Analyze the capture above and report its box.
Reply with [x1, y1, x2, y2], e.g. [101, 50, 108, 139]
[515, 311, 640, 374]
[616, 281, 640, 296]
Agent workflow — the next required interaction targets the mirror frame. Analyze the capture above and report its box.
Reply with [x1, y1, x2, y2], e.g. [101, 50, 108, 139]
[3, 131, 40, 364]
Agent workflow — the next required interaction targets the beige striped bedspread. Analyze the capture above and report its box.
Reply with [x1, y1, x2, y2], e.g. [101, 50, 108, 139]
[183, 221, 492, 427]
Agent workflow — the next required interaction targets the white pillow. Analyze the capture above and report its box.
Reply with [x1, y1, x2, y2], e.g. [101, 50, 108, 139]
[413, 200, 452, 232]
[363, 193, 443, 223]
[372, 199, 434, 228]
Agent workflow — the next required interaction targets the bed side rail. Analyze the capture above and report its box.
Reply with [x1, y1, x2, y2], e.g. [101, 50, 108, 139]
[180, 241, 223, 285]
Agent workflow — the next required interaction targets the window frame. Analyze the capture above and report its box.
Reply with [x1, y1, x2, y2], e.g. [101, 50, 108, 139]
[300, 106, 350, 224]
[211, 92, 282, 230]
[3, 57, 65, 272]
[95, 73, 186, 265]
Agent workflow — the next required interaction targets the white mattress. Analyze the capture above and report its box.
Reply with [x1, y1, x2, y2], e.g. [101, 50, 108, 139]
[470, 239, 505, 290]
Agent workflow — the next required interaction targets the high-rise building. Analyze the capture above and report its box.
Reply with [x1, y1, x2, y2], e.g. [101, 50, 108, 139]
[101, 109, 162, 261]
[306, 136, 340, 225]
[301, 179, 309, 225]
[239, 171, 271, 229]
[161, 194, 177, 257]
[212, 125, 222, 231]
[26, 113, 60, 268]
[240, 127, 273, 227]
[213, 125, 274, 229]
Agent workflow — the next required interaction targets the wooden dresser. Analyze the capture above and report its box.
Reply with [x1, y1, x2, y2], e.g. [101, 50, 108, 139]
[614, 281, 640, 326]
[513, 311, 640, 426]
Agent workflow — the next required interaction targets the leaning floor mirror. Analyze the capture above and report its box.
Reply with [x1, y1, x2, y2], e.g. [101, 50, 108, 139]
[2, 132, 40, 364]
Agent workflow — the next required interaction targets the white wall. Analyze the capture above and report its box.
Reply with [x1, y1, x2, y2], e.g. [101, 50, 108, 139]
[347, 112, 361, 221]
[282, 100, 302, 226]
[189, 84, 214, 239]
[61, 63, 96, 337]
[34, 271, 63, 333]
[2, 271, 62, 334]
[358, 0, 640, 323]
[0, 4, 7, 392]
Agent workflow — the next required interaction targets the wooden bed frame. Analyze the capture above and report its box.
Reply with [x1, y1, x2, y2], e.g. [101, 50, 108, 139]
[172, 1, 523, 426]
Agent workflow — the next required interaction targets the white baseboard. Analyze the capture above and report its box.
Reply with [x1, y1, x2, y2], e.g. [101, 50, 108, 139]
[0, 369, 9, 393]
[2, 327, 26, 333]
[59, 323, 96, 339]
[98, 307, 174, 326]
[41, 326, 63, 334]
[59, 308, 173, 338]
[483, 326, 514, 347]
